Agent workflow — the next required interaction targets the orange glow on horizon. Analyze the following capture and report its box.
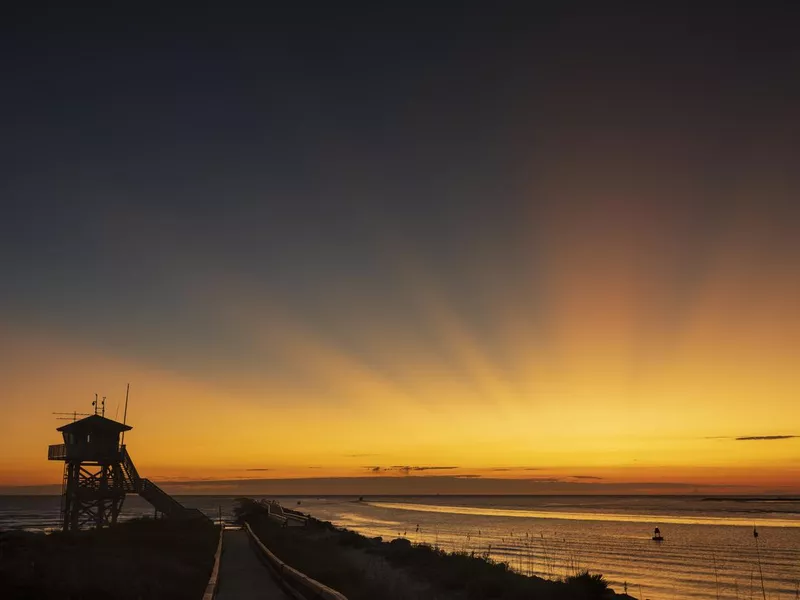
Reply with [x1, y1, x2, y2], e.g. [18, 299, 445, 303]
[1, 308, 798, 494]
[1, 175, 798, 494]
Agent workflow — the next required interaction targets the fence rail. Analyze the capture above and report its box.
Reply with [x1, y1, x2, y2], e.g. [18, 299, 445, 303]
[244, 521, 348, 600]
[202, 525, 224, 600]
[262, 500, 309, 525]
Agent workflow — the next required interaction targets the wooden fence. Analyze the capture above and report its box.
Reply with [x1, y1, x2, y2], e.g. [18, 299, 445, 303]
[244, 521, 348, 600]
[202, 524, 224, 600]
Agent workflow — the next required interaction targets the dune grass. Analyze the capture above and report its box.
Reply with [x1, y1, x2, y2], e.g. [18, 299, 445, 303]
[0, 517, 218, 600]
[236, 498, 630, 600]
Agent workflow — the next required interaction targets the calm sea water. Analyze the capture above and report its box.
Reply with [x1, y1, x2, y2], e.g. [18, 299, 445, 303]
[2, 495, 798, 600]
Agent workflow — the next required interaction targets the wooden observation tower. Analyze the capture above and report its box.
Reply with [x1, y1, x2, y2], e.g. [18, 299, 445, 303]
[49, 395, 207, 531]
[49, 413, 131, 530]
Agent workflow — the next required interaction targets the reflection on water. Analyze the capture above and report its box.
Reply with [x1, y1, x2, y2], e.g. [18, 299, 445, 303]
[368, 501, 800, 528]
[293, 496, 800, 600]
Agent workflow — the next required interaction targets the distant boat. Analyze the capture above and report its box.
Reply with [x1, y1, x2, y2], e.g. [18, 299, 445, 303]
[652, 526, 664, 541]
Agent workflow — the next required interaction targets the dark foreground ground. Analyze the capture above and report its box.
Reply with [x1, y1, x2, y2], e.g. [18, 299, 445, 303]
[237, 499, 636, 600]
[0, 518, 218, 600]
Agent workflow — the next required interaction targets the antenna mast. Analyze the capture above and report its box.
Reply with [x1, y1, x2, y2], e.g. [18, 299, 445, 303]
[53, 411, 92, 422]
[121, 383, 130, 445]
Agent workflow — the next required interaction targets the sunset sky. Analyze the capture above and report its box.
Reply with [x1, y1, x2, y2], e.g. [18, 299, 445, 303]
[1, 6, 798, 494]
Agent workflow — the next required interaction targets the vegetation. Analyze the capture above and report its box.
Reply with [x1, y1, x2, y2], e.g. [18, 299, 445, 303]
[236, 498, 633, 600]
[564, 571, 611, 596]
[0, 518, 218, 600]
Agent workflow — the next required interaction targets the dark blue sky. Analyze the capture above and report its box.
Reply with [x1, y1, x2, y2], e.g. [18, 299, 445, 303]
[2, 4, 799, 385]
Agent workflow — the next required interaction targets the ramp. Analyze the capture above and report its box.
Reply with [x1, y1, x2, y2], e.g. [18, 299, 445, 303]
[121, 445, 208, 521]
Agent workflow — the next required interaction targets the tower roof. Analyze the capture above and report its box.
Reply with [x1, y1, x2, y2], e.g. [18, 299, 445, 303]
[57, 414, 132, 433]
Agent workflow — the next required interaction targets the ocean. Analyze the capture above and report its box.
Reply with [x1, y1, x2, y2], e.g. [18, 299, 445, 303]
[2, 494, 798, 600]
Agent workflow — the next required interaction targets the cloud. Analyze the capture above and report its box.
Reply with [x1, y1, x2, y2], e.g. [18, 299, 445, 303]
[344, 453, 381, 457]
[245, 468, 273, 471]
[489, 467, 544, 472]
[706, 435, 798, 441]
[735, 435, 798, 441]
[393, 466, 458, 471]
[571, 475, 604, 480]
[366, 465, 459, 475]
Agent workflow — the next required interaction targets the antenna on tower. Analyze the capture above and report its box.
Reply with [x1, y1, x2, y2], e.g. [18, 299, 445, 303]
[93, 394, 98, 415]
[101, 396, 106, 418]
[121, 383, 130, 445]
[53, 411, 92, 422]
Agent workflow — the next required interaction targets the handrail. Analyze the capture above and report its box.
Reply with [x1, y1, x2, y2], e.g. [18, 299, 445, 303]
[244, 521, 348, 600]
[202, 525, 224, 600]
[120, 445, 141, 487]
[266, 501, 308, 524]
[121, 446, 209, 522]
[263, 501, 288, 525]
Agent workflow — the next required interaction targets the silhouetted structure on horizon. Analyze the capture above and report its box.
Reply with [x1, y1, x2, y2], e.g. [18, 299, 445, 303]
[49, 412, 207, 531]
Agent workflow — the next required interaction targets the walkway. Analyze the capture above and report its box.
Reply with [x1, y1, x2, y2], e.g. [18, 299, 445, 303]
[216, 529, 291, 600]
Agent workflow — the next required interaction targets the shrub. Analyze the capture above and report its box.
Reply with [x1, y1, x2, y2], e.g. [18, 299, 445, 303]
[564, 570, 611, 598]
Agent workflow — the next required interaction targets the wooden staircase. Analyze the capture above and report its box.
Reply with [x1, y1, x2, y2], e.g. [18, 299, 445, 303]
[121, 445, 208, 521]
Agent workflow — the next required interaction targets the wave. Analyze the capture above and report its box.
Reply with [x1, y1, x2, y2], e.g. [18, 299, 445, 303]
[367, 501, 800, 528]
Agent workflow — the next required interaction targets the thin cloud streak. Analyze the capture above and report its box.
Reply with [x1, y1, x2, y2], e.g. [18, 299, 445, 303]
[489, 467, 545, 472]
[735, 435, 798, 441]
[366, 466, 459, 474]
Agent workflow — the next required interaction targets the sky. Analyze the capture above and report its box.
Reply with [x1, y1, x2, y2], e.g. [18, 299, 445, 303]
[1, 5, 799, 495]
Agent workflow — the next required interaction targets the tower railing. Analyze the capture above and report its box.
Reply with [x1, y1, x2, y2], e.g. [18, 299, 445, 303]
[48, 444, 67, 460]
